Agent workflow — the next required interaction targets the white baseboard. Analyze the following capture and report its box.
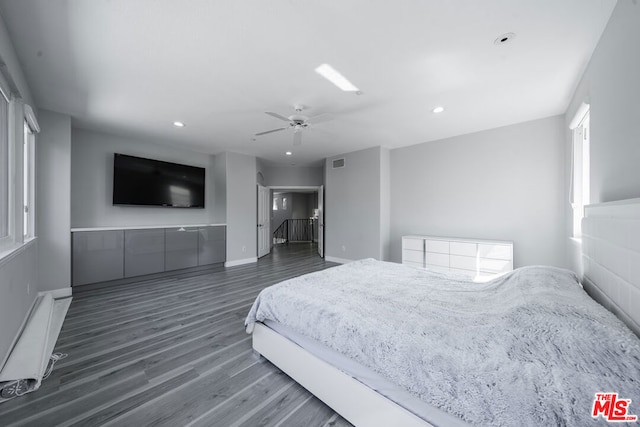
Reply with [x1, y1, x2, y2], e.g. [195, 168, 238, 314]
[325, 256, 353, 264]
[38, 287, 72, 299]
[225, 257, 258, 267]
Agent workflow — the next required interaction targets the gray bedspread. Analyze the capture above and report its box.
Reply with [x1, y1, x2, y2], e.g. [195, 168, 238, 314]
[245, 259, 640, 426]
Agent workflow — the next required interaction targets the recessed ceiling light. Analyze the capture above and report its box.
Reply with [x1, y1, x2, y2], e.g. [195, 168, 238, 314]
[432, 106, 445, 114]
[285, 151, 292, 156]
[315, 63, 359, 92]
[494, 32, 516, 45]
[173, 121, 185, 127]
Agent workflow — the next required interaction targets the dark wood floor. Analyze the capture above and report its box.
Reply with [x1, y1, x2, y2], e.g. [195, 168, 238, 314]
[0, 244, 353, 427]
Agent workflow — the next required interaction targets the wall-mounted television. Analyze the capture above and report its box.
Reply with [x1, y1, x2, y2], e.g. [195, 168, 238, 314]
[113, 153, 205, 208]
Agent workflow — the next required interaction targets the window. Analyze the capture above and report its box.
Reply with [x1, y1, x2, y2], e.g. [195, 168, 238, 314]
[272, 197, 278, 210]
[570, 103, 590, 238]
[23, 120, 35, 238]
[0, 87, 9, 243]
[282, 197, 287, 210]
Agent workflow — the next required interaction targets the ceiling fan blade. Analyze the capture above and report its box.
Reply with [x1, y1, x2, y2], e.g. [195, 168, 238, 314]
[255, 127, 287, 136]
[293, 131, 302, 146]
[306, 113, 333, 124]
[265, 112, 291, 122]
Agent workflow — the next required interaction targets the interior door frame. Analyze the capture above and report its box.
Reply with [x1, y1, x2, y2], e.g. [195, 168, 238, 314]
[268, 185, 324, 258]
[257, 184, 271, 258]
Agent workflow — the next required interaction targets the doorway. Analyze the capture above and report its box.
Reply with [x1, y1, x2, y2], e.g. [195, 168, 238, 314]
[261, 185, 324, 258]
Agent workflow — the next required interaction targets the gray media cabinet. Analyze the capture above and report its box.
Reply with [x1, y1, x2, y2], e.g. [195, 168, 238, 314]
[71, 225, 226, 286]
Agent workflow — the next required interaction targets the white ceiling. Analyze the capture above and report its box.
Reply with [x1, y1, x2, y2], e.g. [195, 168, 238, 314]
[0, 0, 616, 166]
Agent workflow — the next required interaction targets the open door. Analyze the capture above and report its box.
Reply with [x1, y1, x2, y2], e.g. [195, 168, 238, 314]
[257, 184, 271, 258]
[318, 185, 324, 258]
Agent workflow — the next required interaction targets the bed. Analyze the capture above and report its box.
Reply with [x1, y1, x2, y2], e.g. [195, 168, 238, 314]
[245, 199, 640, 427]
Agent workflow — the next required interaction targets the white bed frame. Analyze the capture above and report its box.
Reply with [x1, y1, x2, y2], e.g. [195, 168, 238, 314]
[252, 323, 431, 427]
[582, 198, 640, 337]
[251, 198, 640, 426]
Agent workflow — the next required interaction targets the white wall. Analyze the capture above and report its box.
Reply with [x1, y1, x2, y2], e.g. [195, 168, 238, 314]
[390, 116, 566, 268]
[567, 0, 640, 205]
[71, 128, 214, 228]
[225, 152, 257, 263]
[564, 0, 640, 274]
[263, 165, 323, 187]
[0, 14, 34, 107]
[325, 147, 386, 261]
[36, 110, 71, 291]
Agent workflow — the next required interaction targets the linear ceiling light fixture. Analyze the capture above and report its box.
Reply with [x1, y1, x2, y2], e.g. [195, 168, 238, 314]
[315, 63, 359, 92]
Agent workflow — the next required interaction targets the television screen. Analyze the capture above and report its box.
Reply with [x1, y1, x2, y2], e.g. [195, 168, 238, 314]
[113, 153, 205, 208]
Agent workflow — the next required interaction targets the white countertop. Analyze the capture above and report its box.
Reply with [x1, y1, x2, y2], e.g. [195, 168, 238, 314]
[71, 224, 226, 232]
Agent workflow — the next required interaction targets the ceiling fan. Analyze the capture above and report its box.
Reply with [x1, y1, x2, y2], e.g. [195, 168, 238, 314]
[255, 105, 332, 146]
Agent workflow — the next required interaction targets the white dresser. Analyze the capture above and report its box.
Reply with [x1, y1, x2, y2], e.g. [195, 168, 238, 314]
[402, 235, 513, 279]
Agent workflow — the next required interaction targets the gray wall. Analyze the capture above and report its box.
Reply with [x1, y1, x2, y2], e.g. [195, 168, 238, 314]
[325, 147, 385, 261]
[0, 243, 38, 369]
[271, 192, 293, 233]
[292, 193, 315, 219]
[71, 128, 213, 228]
[225, 152, 257, 262]
[564, 0, 640, 273]
[36, 110, 72, 291]
[211, 152, 227, 224]
[0, 12, 38, 368]
[390, 116, 565, 268]
[380, 147, 391, 261]
[263, 165, 323, 186]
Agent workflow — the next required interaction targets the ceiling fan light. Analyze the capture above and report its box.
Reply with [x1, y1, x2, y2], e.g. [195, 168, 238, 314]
[315, 63, 359, 92]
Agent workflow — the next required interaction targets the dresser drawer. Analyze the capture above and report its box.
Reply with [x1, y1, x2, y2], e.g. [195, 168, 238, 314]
[425, 252, 448, 267]
[450, 254, 476, 271]
[425, 239, 449, 254]
[402, 237, 424, 251]
[478, 258, 513, 274]
[425, 265, 450, 274]
[478, 243, 513, 260]
[403, 260, 424, 270]
[402, 249, 424, 264]
[450, 242, 477, 257]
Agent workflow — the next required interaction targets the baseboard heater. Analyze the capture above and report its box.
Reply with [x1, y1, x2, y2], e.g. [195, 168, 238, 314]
[0, 293, 71, 402]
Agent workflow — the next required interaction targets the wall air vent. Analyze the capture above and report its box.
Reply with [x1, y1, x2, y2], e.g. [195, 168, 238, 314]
[332, 158, 346, 169]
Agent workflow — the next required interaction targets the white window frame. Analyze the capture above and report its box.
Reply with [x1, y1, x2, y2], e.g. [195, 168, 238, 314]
[570, 103, 590, 238]
[0, 82, 11, 247]
[22, 104, 39, 241]
[23, 120, 35, 239]
[0, 66, 39, 258]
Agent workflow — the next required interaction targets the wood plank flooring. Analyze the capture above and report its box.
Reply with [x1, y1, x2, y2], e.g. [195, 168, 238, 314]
[0, 244, 354, 427]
